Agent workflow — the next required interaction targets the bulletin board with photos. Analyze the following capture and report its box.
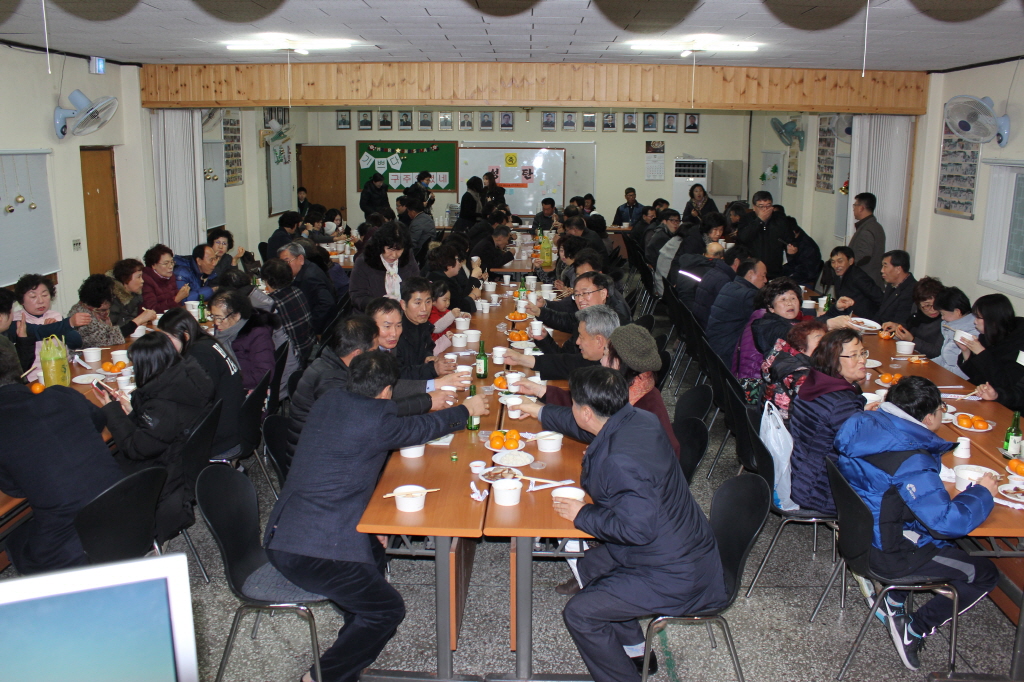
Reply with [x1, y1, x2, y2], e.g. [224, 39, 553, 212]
[815, 118, 835, 193]
[222, 109, 242, 187]
[934, 124, 979, 220]
[356, 140, 458, 193]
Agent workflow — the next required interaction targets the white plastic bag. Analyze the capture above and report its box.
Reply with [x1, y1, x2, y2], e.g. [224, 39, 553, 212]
[760, 400, 798, 510]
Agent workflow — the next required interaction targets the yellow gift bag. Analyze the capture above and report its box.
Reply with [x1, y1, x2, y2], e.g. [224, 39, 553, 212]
[39, 335, 71, 387]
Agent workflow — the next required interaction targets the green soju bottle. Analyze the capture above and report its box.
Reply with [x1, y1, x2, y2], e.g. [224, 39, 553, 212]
[197, 294, 207, 323]
[476, 341, 488, 379]
[467, 384, 480, 430]
[1005, 411, 1022, 456]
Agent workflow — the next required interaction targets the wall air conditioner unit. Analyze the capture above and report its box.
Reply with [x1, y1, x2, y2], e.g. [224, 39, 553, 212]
[672, 158, 710, 209]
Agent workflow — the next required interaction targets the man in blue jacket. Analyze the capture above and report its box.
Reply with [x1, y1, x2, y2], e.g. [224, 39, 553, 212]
[835, 376, 997, 671]
[264, 351, 488, 682]
[173, 243, 218, 302]
[519, 366, 727, 682]
[706, 258, 767, 365]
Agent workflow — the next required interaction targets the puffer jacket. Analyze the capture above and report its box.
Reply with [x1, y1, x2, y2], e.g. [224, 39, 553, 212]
[172, 255, 215, 303]
[692, 259, 735, 328]
[706, 278, 758, 365]
[732, 309, 767, 378]
[788, 370, 864, 515]
[670, 253, 715, 308]
[142, 266, 181, 313]
[230, 310, 278, 391]
[836, 403, 993, 577]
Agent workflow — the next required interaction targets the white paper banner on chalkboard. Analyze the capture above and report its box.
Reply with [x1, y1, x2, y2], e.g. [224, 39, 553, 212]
[389, 173, 401, 187]
[375, 158, 388, 173]
[388, 153, 402, 170]
[360, 151, 374, 169]
[401, 172, 415, 187]
[488, 166, 501, 182]
[434, 172, 449, 188]
[521, 166, 535, 183]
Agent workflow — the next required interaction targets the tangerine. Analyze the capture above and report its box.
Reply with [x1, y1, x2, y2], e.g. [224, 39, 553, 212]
[29, 382, 44, 394]
[880, 373, 893, 384]
[504, 438, 520, 450]
[505, 429, 520, 440]
[1012, 459, 1024, 475]
[892, 373, 903, 383]
[114, 361, 127, 371]
[956, 414, 974, 428]
[972, 417, 989, 430]
[489, 434, 506, 449]
[102, 361, 115, 372]
[494, 376, 508, 389]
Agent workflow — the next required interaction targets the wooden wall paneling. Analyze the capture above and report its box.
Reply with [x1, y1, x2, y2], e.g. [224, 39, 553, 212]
[139, 62, 929, 114]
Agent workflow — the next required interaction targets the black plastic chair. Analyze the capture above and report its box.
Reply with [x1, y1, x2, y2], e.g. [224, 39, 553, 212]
[640, 473, 770, 682]
[656, 349, 673, 390]
[287, 370, 304, 402]
[258, 242, 268, 262]
[814, 459, 960, 679]
[178, 400, 223, 583]
[635, 314, 655, 332]
[218, 371, 276, 496]
[74, 467, 168, 563]
[265, 343, 290, 416]
[261, 414, 291, 486]
[675, 385, 714, 423]
[743, 408, 838, 598]
[196, 465, 328, 682]
[674, 417, 709, 484]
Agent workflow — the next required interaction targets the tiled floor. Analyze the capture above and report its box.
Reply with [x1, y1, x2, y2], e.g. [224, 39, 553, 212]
[2, 346, 1019, 682]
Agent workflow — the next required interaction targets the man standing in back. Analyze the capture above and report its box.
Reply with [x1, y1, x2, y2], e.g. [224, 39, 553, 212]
[736, 191, 788, 279]
[849, 192, 886, 290]
[612, 187, 643, 227]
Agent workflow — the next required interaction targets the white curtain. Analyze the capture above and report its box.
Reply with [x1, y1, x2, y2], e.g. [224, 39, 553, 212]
[151, 109, 206, 254]
[848, 115, 915, 251]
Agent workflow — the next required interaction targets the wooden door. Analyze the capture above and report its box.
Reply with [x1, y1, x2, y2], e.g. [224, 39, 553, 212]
[80, 147, 122, 274]
[297, 145, 347, 221]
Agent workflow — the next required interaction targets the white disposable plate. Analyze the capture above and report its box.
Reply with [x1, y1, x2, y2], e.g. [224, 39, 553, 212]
[874, 378, 894, 388]
[510, 340, 536, 350]
[499, 393, 537, 405]
[492, 451, 535, 467]
[850, 317, 882, 332]
[478, 466, 523, 483]
[950, 413, 994, 433]
[865, 359, 882, 368]
[72, 373, 104, 385]
[998, 484, 1024, 503]
[484, 440, 528, 454]
[942, 413, 956, 423]
[505, 314, 535, 323]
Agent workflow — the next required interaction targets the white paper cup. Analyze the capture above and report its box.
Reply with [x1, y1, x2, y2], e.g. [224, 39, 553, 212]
[863, 393, 882, 407]
[516, 300, 528, 314]
[526, 275, 538, 290]
[400, 445, 425, 459]
[818, 296, 828, 308]
[455, 316, 470, 330]
[82, 347, 102, 363]
[506, 372, 524, 388]
[953, 329, 975, 345]
[492, 349, 506, 364]
[466, 329, 481, 343]
[895, 341, 915, 355]
[537, 431, 564, 452]
[439, 386, 457, 405]
[184, 301, 199, 312]
[541, 283, 553, 292]
[506, 397, 523, 418]
[954, 436, 972, 459]
[479, 302, 490, 313]
[502, 275, 512, 286]
[492, 478, 523, 506]
[490, 294, 500, 305]
[470, 460, 487, 474]
[472, 256, 481, 266]
[551, 485, 585, 501]
[485, 281, 497, 292]
[116, 375, 133, 390]
[530, 320, 544, 336]
[444, 353, 457, 363]
[452, 333, 467, 348]
[393, 485, 427, 512]
[802, 300, 816, 310]
[527, 292, 538, 305]
[875, 388, 888, 399]
[543, 292, 556, 301]
[110, 350, 129, 365]
[131, 326, 147, 337]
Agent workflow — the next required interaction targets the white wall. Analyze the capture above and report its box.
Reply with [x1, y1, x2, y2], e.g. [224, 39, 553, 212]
[303, 108, 750, 225]
[907, 63, 1024, 310]
[0, 46, 155, 311]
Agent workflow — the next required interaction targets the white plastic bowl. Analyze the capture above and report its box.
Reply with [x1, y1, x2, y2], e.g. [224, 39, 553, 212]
[492, 478, 523, 506]
[400, 444, 425, 459]
[895, 341, 916, 355]
[953, 464, 998, 492]
[551, 486, 585, 501]
[393, 485, 427, 512]
[536, 431, 563, 452]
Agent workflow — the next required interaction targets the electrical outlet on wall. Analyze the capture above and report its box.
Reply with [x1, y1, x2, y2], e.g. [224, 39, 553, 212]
[72, 239, 82, 251]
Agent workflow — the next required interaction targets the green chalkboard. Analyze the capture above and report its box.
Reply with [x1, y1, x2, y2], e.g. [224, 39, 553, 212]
[356, 140, 458, 193]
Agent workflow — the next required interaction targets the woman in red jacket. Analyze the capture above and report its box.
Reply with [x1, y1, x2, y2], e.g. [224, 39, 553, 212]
[142, 244, 189, 313]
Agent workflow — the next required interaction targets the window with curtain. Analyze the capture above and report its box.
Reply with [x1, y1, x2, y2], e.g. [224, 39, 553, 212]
[978, 163, 1024, 297]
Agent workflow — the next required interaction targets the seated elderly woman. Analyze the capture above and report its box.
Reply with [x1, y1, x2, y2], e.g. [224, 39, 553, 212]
[12, 274, 88, 381]
[789, 328, 869, 514]
[348, 221, 421, 311]
[733, 277, 804, 381]
[142, 243, 190, 313]
[208, 227, 247, 281]
[108, 258, 157, 335]
[93, 332, 214, 544]
[209, 289, 279, 391]
[69, 274, 134, 347]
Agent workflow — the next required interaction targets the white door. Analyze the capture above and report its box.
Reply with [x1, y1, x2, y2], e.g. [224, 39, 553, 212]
[760, 151, 785, 205]
[202, 142, 225, 229]
[834, 154, 851, 241]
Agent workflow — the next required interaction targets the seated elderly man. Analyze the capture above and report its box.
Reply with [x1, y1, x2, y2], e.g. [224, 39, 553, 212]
[513, 366, 727, 682]
[278, 241, 337, 335]
[504, 303, 620, 381]
[835, 376, 997, 671]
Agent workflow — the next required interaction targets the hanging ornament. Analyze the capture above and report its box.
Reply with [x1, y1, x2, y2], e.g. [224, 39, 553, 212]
[4, 205, 13, 213]
[29, 202, 36, 210]
[15, 195, 24, 203]
[212, 175, 219, 181]
[21, 156, 37, 209]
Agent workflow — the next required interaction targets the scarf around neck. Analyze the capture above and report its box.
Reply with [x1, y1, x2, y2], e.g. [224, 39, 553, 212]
[628, 371, 656, 405]
[382, 255, 402, 299]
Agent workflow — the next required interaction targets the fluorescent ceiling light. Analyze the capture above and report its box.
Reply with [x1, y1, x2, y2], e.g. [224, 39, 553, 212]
[629, 35, 760, 53]
[224, 33, 356, 52]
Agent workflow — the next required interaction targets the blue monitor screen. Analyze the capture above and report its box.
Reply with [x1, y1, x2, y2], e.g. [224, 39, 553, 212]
[0, 578, 179, 682]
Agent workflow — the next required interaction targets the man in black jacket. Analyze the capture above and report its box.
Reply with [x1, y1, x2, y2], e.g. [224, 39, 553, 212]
[378, 282, 458, 382]
[737, 191, 789, 279]
[706, 259, 767, 364]
[470, 225, 515, 277]
[265, 351, 488, 682]
[512, 366, 727, 682]
[874, 249, 917, 326]
[783, 220, 822, 288]
[692, 245, 750, 328]
[279, 242, 337, 335]
[268, 211, 301, 256]
[0, 348, 124, 575]
[671, 241, 722, 308]
[533, 197, 562, 233]
[821, 246, 882, 322]
[643, 209, 682, 266]
[287, 315, 451, 458]
[504, 303, 619, 380]
[564, 216, 607, 258]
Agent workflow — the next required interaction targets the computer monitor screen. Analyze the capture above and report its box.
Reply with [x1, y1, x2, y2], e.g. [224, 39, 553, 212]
[0, 554, 199, 682]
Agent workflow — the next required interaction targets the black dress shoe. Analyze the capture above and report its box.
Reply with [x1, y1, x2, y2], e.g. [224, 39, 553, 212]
[554, 576, 581, 595]
[632, 651, 658, 676]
